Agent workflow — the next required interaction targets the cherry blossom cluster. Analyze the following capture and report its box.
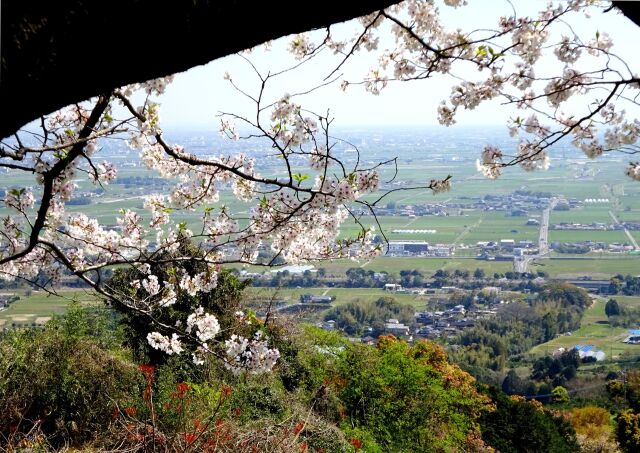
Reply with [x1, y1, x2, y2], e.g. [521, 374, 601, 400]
[131, 274, 178, 309]
[88, 161, 117, 184]
[121, 75, 175, 97]
[186, 306, 221, 342]
[147, 332, 184, 355]
[287, 34, 315, 59]
[309, 146, 330, 171]
[2, 189, 35, 211]
[132, 270, 276, 372]
[626, 162, 640, 181]
[179, 270, 218, 296]
[224, 331, 281, 375]
[476, 146, 503, 179]
[269, 94, 319, 147]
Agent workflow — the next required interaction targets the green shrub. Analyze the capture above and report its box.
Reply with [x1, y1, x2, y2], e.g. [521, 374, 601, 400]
[0, 306, 142, 447]
[480, 388, 580, 453]
[617, 409, 640, 453]
[335, 337, 491, 451]
[228, 382, 288, 423]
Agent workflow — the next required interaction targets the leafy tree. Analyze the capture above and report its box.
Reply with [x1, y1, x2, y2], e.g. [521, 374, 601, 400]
[552, 386, 570, 403]
[434, 269, 450, 279]
[608, 370, 640, 413]
[617, 410, 640, 453]
[562, 365, 577, 381]
[107, 236, 251, 366]
[565, 406, 618, 453]
[606, 370, 640, 452]
[345, 267, 380, 288]
[605, 298, 622, 317]
[474, 268, 486, 279]
[530, 349, 579, 385]
[537, 283, 591, 310]
[559, 348, 580, 369]
[610, 277, 624, 295]
[502, 370, 525, 395]
[480, 388, 580, 453]
[336, 337, 491, 451]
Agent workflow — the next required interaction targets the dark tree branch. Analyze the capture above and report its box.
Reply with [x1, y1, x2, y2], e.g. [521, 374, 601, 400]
[1, 0, 403, 139]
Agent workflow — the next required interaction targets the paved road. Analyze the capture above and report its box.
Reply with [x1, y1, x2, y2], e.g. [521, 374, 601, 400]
[514, 198, 558, 273]
[538, 197, 557, 256]
[609, 210, 640, 250]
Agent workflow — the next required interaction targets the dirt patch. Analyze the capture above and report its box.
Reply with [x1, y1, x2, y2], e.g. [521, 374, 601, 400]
[10, 316, 33, 322]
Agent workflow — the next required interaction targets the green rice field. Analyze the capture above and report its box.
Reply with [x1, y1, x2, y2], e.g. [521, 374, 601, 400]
[0, 289, 98, 329]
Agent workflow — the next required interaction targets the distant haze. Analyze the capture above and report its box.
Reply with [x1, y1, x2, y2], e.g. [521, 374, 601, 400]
[155, 1, 640, 130]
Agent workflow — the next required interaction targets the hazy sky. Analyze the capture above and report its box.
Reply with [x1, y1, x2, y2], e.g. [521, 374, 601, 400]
[156, 0, 640, 130]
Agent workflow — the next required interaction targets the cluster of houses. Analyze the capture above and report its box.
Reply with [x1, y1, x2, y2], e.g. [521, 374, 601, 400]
[412, 305, 499, 339]
[461, 192, 572, 215]
[383, 318, 412, 337]
[299, 294, 333, 303]
[318, 301, 500, 341]
[379, 303, 500, 340]
[366, 191, 566, 220]
[360, 190, 582, 220]
[551, 240, 636, 254]
[552, 222, 639, 231]
[371, 203, 448, 217]
[383, 284, 468, 296]
[476, 239, 538, 260]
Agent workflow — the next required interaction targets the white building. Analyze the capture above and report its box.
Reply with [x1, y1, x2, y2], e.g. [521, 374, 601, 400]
[573, 344, 606, 361]
[500, 239, 516, 250]
[386, 240, 429, 256]
[384, 318, 410, 336]
[384, 283, 403, 292]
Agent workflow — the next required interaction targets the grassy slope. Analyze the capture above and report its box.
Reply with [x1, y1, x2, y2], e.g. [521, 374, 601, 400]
[529, 296, 640, 359]
[246, 286, 428, 308]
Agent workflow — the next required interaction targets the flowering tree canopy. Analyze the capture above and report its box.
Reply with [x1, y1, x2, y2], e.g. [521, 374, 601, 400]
[1, 0, 640, 370]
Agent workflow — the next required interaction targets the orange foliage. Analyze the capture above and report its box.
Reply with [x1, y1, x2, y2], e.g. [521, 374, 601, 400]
[564, 406, 613, 438]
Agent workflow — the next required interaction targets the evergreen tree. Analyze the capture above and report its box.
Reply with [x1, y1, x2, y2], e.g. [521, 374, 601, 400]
[606, 298, 621, 317]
